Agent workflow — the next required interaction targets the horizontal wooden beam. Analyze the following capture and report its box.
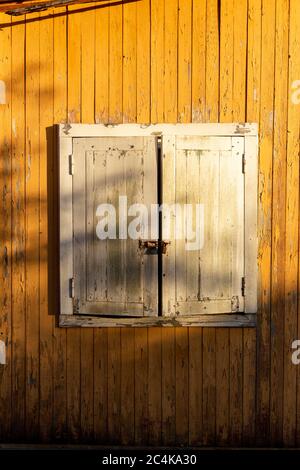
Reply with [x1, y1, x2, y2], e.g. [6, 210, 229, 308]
[59, 314, 257, 328]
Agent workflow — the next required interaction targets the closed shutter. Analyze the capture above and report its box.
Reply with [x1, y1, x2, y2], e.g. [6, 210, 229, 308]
[72, 136, 158, 317]
[162, 135, 245, 315]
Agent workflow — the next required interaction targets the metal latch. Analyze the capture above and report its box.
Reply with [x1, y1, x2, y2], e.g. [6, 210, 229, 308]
[139, 239, 171, 254]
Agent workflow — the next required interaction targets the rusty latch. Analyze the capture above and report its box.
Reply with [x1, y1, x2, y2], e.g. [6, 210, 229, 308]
[139, 239, 171, 254]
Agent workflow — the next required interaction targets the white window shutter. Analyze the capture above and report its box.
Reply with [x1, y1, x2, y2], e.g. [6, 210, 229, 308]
[162, 135, 246, 316]
[72, 136, 158, 317]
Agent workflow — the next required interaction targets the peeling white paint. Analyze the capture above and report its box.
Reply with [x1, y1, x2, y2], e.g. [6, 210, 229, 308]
[0, 340, 6, 365]
[0, 80, 6, 105]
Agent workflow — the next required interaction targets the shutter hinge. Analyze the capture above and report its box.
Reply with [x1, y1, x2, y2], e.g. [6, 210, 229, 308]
[69, 277, 75, 298]
[241, 277, 245, 296]
[242, 154, 246, 173]
[69, 154, 74, 175]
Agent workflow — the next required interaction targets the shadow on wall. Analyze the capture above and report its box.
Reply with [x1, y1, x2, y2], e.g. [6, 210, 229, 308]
[0, 0, 141, 29]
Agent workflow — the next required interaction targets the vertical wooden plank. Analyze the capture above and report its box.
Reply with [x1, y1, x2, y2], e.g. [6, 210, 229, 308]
[134, 328, 148, 445]
[245, 0, 261, 447]
[80, 7, 95, 442]
[105, 148, 125, 303]
[0, 13, 12, 442]
[186, 151, 200, 301]
[175, 150, 187, 303]
[123, 0, 137, 123]
[148, 328, 162, 445]
[94, 328, 108, 443]
[164, 0, 178, 122]
[137, 0, 150, 123]
[285, 0, 300, 447]
[175, 328, 189, 445]
[107, 328, 121, 443]
[120, 328, 135, 445]
[123, 158, 144, 308]
[68, 6, 81, 123]
[233, 0, 247, 120]
[229, 329, 243, 446]
[162, 329, 175, 445]
[81, 6, 95, 124]
[215, 329, 229, 446]
[162, 135, 176, 316]
[199, 152, 220, 299]
[11, 13, 26, 441]
[109, 0, 122, 123]
[189, 328, 202, 445]
[95, 0, 109, 123]
[151, 0, 164, 122]
[244, 136, 258, 315]
[220, 145, 242, 301]
[25, 12, 40, 440]
[202, 328, 216, 445]
[256, 0, 275, 445]
[66, 7, 81, 441]
[178, 0, 192, 123]
[270, 0, 288, 446]
[219, 0, 233, 122]
[39, 9, 54, 442]
[143, 138, 159, 315]
[53, 6, 67, 441]
[205, 0, 219, 121]
[93, 150, 107, 302]
[242, 328, 256, 445]
[247, 0, 262, 123]
[192, 0, 206, 122]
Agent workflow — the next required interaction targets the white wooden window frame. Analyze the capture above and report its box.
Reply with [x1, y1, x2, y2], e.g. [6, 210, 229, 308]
[58, 123, 258, 328]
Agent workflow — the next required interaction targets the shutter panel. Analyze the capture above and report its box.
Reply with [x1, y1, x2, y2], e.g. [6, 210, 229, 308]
[162, 135, 245, 315]
[72, 136, 158, 317]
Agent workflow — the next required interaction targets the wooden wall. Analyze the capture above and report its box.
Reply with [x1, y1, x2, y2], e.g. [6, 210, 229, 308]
[0, 0, 299, 446]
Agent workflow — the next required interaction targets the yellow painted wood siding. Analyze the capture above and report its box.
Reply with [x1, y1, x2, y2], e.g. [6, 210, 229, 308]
[0, 0, 298, 446]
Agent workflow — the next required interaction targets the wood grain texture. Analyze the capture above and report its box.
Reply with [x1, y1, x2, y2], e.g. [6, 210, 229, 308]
[11, 13, 26, 442]
[256, 0, 275, 446]
[39, 9, 54, 442]
[285, 0, 300, 447]
[0, 12, 12, 442]
[25, 12, 40, 440]
[270, 0, 288, 446]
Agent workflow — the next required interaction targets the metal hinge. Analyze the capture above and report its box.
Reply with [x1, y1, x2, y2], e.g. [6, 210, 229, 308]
[242, 154, 246, 173]
[241, 277, 245, 296]
[69, 277, 75, 298]
[69, 154, 74, 175]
